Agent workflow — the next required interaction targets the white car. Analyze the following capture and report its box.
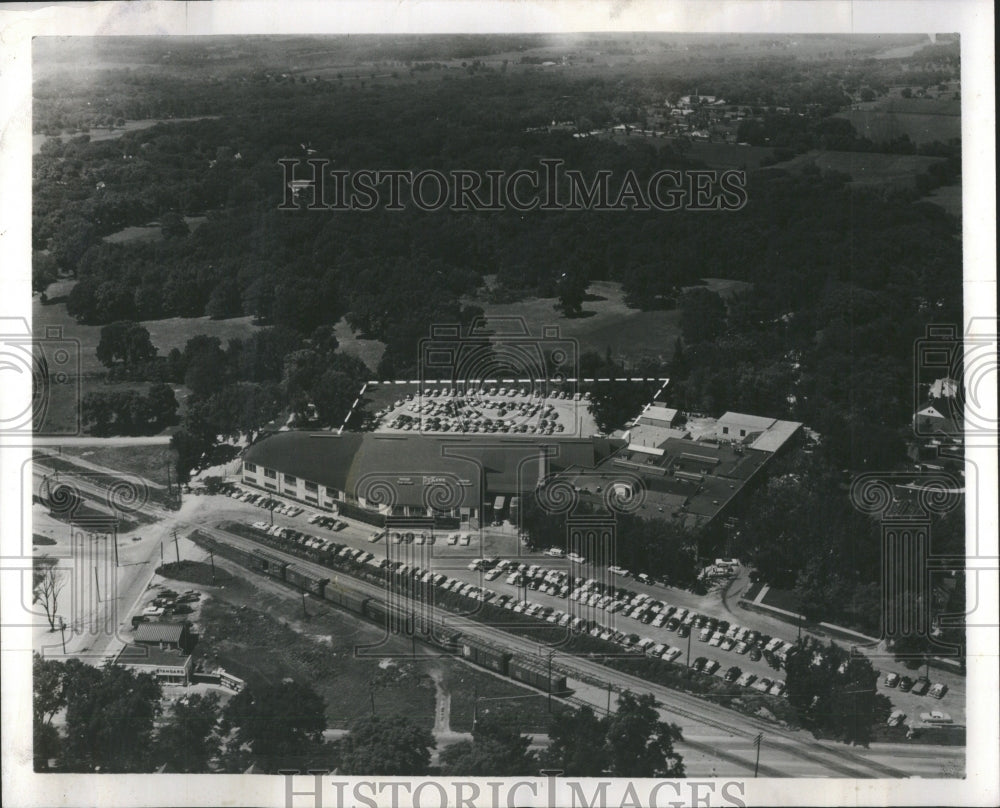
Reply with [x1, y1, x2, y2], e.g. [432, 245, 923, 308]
[545, 547, 566, 558]
[567, 552, 586, 564]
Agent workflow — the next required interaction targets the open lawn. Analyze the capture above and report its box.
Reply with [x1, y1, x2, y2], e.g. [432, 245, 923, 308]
[921, 183, 961, 220]
[469, 280, 682, 366]
[60, 443, 176, 488]
[195, 573, 439, 729]
[103, 215, 206, 244]
[333, 316, 386, 373]
[835, 96, 960, 146]
[765, 150, 947, 191]
[34, 282, 260, 434]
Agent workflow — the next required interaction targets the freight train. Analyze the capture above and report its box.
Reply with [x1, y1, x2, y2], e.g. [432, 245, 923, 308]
[195, 535, 572, 697]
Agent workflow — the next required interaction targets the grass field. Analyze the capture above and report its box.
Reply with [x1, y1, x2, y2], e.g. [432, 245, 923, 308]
[103, 215, 206, 244]
[470, 280, 681, 366]
[921, 183, 961, 220]
[835, 96, 960, 146]
[765, 149, 947, 191]
[60, 444, 176, 488]
[196, 576, 439, 729]
[193, 555, 555, 733]
[33, 282, 260, 434]
[333, 316, 386, 373]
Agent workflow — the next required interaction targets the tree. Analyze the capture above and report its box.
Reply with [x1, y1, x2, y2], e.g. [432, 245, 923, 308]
[33, 251, 59, 300]
[678, 287, 727, 345]
[160, 211, 190, 239]
[154, 692, 222, 772]
[182, 335, 228, 398]
[206, 278, 243, 320]
[540, 705, 608, 776]
[439, 715, 535, 776]
[338, 714, 436, 776]
[556, 272, 589, 317]
[96, 321, 157, 368]
[60, 661, 163, 772]
[603, 691, 685, 777]
[145, 383, 180, 430]
[33, 555, 65, 631]
[222, 681, 327, 763]
[784, 637, 882, 746]
[33, 653, 66, 721]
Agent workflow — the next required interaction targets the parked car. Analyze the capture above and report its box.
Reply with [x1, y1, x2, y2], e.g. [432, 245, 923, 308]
[919, 711, 953, 724]
[911, 677, 931, 696]
[929, 682, 949, 699]
[724, 666, 742, 683]
[703, 659, 721, 675]
[748, 646, 762, 662]
[736, 672, 757, 688]
[887, 710, 907, 727]
[884, 672, 900, 688]
[692, 656, 708, 672]
[898, 676, 915, 692]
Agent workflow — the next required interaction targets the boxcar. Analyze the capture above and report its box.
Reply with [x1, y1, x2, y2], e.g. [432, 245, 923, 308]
[508, 657, 567, 694]
[251, 550, 288, 579]
[323, 584, 369, 616]
[460, 636, 511, 675]
[284, 565, 329, 597]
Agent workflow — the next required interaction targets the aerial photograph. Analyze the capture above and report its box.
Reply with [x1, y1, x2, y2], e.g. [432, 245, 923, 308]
[21, 29, 975, 791]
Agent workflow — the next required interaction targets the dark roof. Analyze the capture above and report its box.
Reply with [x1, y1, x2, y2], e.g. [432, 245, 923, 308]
[243, 431, 619, 506]
[133, 621, 187, 644]
[117, 643, 191, 669]
[244, 432, 365, 493]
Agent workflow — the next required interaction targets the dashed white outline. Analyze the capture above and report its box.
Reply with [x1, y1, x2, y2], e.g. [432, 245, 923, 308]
[337, 377, 670, 435]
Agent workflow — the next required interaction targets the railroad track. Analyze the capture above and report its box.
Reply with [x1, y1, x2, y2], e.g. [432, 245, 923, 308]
[188, 518, 912, 779]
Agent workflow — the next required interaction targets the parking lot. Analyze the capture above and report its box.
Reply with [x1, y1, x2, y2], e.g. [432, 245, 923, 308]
[207, 482, 964, 728]
[371, 385, 599, 437]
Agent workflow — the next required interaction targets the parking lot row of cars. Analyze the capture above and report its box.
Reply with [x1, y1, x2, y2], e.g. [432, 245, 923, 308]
[883, 671, 949, 700]
[369, 530, 472, 546]
[224, 485, 304, 517]
[385, 387, 589, 401]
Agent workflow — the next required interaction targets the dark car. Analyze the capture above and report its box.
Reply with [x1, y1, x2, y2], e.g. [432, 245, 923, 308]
[692, 657, 708, 672]
[724, 666, 742, 683]
[717, 620, 731, 634]
[898, 676, 915, 692]
[748, 646, 762, 662]
[665, 617, 680, 632]
[678, 625, 691, 639]
[911, 677, 931, 696]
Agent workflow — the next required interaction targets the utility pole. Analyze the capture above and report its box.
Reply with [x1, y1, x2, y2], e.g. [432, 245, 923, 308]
[301, 590, 308, 617]
[753, 733, 763, 777]
[606, 682, 613, 715]
[59, 617, 67, 654]
[547, 651, 554, 713]
[473, 684, 479, 730]
[172, 530, 180, 564]
[165, 460, 172, 498]
[209, 552, 216, 584]
[686, 625, 692, 667]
